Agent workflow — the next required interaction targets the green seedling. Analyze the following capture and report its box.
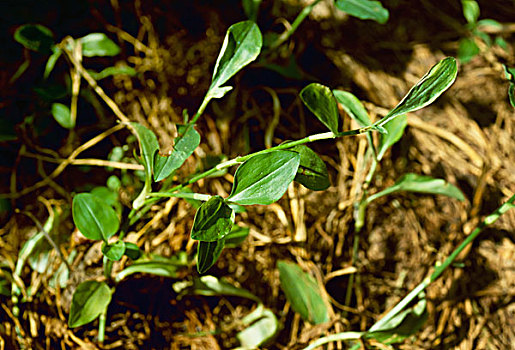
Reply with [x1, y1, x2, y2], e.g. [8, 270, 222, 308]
[458, 0, 507, 63]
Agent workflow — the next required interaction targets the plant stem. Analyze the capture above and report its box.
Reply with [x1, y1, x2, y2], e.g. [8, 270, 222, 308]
[268, 0, 323, 51]
[98, 308, 107, 344]
[190, 95, 212, 124]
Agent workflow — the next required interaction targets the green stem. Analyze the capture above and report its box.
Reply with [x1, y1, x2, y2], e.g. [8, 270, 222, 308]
[268, 0, 323, 51]
[148, 191, 212, 201]
[98, 307, 107, 344]
[190, 95, 212, 124]
[103, 256, 113, 280]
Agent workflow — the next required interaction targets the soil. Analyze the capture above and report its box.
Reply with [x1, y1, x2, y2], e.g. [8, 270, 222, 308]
[0, 0, 514, 349]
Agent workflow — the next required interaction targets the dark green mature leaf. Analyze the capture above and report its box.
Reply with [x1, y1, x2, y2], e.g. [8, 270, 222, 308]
[208, 21, 262, 98]
[153, 124, 200, 182]
[101, 240, 125, 261]
[197, 239, 225, 274]
[68, 281, 111, 327]
[366, 296, 427, 344]
[227, 151, 300, 205]
[335, 0, 389, 24]
[129, 123, 159, 209]
[291, 145, 330, 191]
[14, 24, 54, 54]
[376, 57, 458, 127]
[80, 33, 120, 57]
[277, 261, 329, 324]
[51, 103, 74, 129]
[333, 90, 371, 127]
[366, 173, 465, 204]
[225, 226, 250, 247]
[191, 196, 234, 242]
[72, 193, 119, 241]
[462, 0, 480, 25]
[124, 242, 141, 260]
[458, 38, 480, 63]
[300, 83, 339, 134]
[238, 305, 280, 348]
[377, 114, 407, 161]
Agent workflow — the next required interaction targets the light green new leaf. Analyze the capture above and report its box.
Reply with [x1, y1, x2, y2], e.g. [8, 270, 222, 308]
[191, 275, 261, 302]
[458, 38, 480, 63]
[277, 260, 329, 324]
[238, 305, 280, 348]
[335, 0, 389, 24]
[14, 24, 54, 54]
[300, 83, 339, 134]
[291, 145, 330, 191]
[51, 103, 75, 129]
[366, 173, 465, 204]
[377, 114, 407, 161]
[101, 240, 126, 261]
[72, 193, 120, 241]
[197, 239, 225, 274]
[80, 33, 120, 57]
[68, 280, 111, 328]
[208, 21, 262, 98]
[115, 255, 186, 282]
[462, 0, 480, 25]
[242, 0, 262, 21]
[129, 123, 159, 209]
[376, 57, 458, 128]
[153, 124, 200, 182]
[190, 196, 234, 242]
[333, 90, 371, 127]
[44, 47, 62, 79]
[227, 151, 300, 205]
[87, 65, 137, 80]
[225, 226, 250, 247]
[503, 65, 515, 108]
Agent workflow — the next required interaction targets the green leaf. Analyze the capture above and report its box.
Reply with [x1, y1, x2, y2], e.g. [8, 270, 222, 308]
[366, 173, 465, 204]
[68, 281, 111, 328]
[462, 0, 480, 25]
[335, 0, 389, 24]
[376, 57, 458, 128]
[101, 240, 126, 261]
[44, 47, 62, 79]
[458, 38, 480, 63]
[242, 0, 262, 21]
[509, 85, 515, 108]
[153, 124, 200, 182]
[291, 145, 330, 191]
[503, 65, 515, 108]
[72, 193, 120, 241]
[377, 114, 407, 161]
[87, 65, 137, 80]
[197, 239, 225, 274]
[238, 305, 280, 348]
[333, 90, 371, 127]
[477, 19, 502, 30]
[366, 296, 427, 344]
[129, 123, 159, 209]
[191, 196, 235, 242]
[208, 21, 262, 97]
[227, 151, 300, 205]
[124, 242, 141, 260]
[115, 254, 187, 282]
[51, 103, 74, 129]
[14, 24, 54, 54]
[277, 260, 329, 324]
[80, 33, 121, 57]
[300, 83, 339, 134]
[191, 275, 261, 302]
[225, 226, 250, 247]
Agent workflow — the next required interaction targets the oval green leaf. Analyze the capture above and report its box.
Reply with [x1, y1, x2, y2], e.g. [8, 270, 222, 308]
[227, 151, 300, 205]
[277, 260, 329, 324]
[335, 0, 389, 24]
[291, 145, 330, 191]
[197, 239, 225, 274]
[458, 38, 480, 63]
[115, 255, 185, 282]
[377, 114, 407, 161]
[190, 196, 234, 242]
[209, 21, 262, 94]
[72, 193, 120, 241]
[333, 90, 371, 127]
[462, 0, 480, 25]
[377, 57, 458, 127]
[51, 103, 75, 129]
[80, 33, 121, 57]
[68, 280, 111, 328]
[225, 226, 250, 247]
[101, 240, 126, 261]
[300, 83, 339, 134]
[366, 173, 465, 204]
[153, 124, 200, 182]
[124, 242, 141, 260]
[14, 24, 54, 54]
